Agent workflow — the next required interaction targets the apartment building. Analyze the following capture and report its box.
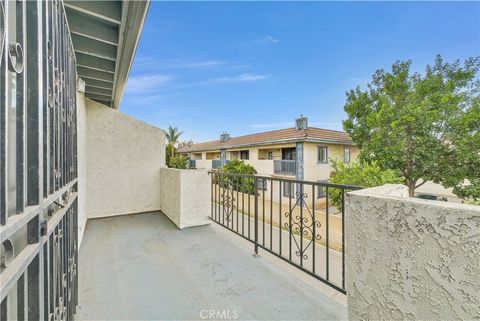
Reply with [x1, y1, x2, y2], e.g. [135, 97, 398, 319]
[178, 117, 359, 204]
[180, 117, 357, 178]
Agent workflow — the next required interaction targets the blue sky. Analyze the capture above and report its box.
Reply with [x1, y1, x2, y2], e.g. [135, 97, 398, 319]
[121, 1, 480, 143]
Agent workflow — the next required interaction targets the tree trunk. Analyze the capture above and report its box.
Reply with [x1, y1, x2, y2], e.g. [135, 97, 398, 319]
[408, 182, 416, 197]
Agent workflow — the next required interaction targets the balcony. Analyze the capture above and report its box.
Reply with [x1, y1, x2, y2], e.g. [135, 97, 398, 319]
[76, 212, 347, 320]
[273, 160, 296, 175]
[212, 159, 222, 169]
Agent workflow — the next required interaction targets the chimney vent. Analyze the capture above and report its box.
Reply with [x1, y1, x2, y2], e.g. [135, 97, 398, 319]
[220, 132, 230, 142]
[295, 115, 308, 130]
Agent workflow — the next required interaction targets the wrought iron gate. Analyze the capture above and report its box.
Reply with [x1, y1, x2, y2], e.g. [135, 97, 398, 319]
[1, 0, 78, 320]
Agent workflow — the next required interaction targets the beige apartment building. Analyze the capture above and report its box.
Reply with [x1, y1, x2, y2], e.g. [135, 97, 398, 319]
[178, 117, 359, 205]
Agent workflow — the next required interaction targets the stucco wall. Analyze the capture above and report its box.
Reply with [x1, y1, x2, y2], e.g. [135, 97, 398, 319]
[303, 142, 359, 182]
[86, 99, 165, 218]
[345, 184, 480, 320]
[159, 168, 210, 229]
[76, 89, 88, 247]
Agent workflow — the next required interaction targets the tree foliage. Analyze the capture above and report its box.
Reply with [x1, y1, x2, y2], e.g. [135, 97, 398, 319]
[220, 159, 257, 195]
[343, 55, 480, 199]
[166, 125, 183, 145]
[166, 143, 175, 167]
[168, 154, 188, 169]
[328, 160, 403, 209]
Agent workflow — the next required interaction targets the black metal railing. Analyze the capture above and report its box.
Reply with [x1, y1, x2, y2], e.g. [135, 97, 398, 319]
[1, 1, 79, 319]
[209, 171, 361, 294]
[273, 160, 296, 175]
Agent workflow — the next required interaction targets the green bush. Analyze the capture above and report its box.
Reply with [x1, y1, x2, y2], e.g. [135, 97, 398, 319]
[220, 159, 257, 195]
[328, 159, 403, 210]
[166, 143, 175, 166]
[168, 154, 188, 169]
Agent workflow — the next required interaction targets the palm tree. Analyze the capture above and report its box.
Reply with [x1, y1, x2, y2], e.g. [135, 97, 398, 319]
[178, 140, 193, 148]
[166, 126, 183, 145]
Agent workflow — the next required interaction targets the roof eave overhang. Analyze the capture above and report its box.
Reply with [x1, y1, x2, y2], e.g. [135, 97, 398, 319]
[178, 137, 355, 154]
[65, 0, 150, 108]
[111, 0, 150, 110]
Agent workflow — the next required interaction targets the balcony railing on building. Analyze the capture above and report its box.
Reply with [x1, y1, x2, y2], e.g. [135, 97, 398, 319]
[273, 160, 296, 175]
[212, 160, 221, 169]
[209, 171, 362, 293]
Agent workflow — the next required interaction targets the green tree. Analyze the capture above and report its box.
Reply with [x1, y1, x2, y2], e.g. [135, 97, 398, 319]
[168, 154, 188, 169]
[178, 140, 193, 148]
[166, 143, 175, 167]
[328, 160, 403, 209]
[220, 159, 257, 195]
[166, 126, 183, 145]
[165, 125, 185, 167]
[343, 55, 480, 198]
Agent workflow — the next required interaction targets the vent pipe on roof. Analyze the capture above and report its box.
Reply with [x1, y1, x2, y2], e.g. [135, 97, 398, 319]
[295, 115, 308, 130]
[220, 132, 230, 142]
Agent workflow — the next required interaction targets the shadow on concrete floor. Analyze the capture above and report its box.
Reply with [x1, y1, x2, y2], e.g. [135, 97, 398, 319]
[77, 212, 347, 321]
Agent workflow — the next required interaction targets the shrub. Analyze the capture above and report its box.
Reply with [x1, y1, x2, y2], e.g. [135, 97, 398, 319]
[168, 154, 188, 169]
[166, 143, 175, 166]
[328, 159, 403, 210]
[220, 159, 257, 194]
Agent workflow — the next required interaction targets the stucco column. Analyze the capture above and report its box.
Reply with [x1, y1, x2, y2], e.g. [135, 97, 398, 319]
[295, 142, 304, 201]
[220, 149, 227, 168]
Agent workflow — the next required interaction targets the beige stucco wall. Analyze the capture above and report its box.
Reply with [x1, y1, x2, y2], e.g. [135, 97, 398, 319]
[159, 168, 210, 229]
[303, 142, 359, 182]
[76, 89, 87, 247]
[86, 99, 165, 218]
[196, 159, 213, 170]
[345, 184, 480, 320]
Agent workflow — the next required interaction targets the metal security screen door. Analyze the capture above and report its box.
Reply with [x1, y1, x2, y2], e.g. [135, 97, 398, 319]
[0, 0, 78, 320]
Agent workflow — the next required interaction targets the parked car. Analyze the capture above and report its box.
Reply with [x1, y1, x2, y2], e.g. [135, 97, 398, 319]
[416, 194, 448, 201]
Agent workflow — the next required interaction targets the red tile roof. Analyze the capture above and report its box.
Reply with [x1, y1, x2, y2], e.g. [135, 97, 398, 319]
[178, 127, 353, 153]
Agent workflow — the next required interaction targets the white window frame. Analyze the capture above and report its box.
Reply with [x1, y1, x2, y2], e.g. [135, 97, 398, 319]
[343, 146, 351, 164]
[317, 146, 328, 164]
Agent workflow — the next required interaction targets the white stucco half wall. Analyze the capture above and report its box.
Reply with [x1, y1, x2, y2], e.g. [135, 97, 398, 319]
[76, 88, 88, 247]
[345, 184, 480, 320]
[159, 168, 210, 229]
[86, 99, 165, 218]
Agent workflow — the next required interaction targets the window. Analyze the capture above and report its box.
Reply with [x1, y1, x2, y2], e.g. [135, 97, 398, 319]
[257, 179, 267, 190]
[240, 150, 249, 160]
[283, 181, 295, 198]
[343, 147, 351, 164]
[193, 153, 202, 160]
[317, 146, 328, 163]
[282, 148, 296, 160]
[317, 180, 328, 198]
[267, 152, 273, 160]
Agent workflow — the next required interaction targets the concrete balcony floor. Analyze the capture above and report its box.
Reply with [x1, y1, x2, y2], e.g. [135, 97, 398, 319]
[76, 212, 347, 320]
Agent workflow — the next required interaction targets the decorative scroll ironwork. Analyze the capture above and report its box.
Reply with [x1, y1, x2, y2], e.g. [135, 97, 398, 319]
[0, 0, 78, 319]
[284, 192, 321, 260]
[7, 42, 23, 73]
[221, 180, 236, 223]
[210, 171, 362, 294]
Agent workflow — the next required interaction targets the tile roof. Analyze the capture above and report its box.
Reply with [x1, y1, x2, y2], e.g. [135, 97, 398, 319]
[178, 127, 353, 153]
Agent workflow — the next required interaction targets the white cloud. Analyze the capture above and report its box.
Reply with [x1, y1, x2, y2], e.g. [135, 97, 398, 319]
[134, 56, 229, 69]
[213, 73, 271, 83]
[262, 35, 280, 44]
[125, 74, 174, 94]
[177, 60, 229, 68]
